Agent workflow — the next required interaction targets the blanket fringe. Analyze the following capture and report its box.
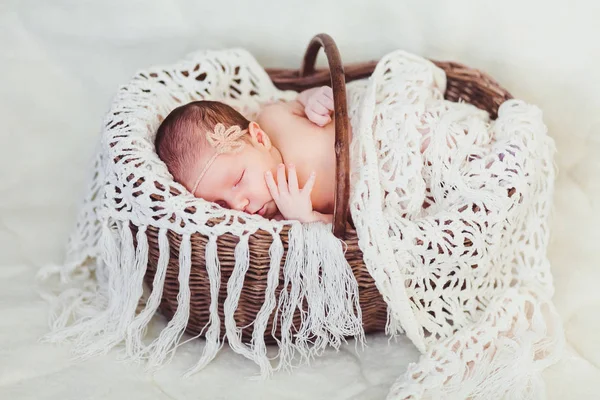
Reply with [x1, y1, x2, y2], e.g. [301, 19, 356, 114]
[37, 217, 364, 377]
[184, 234, 223, 376]
[125, 227, 170, 359]
[145, 233, 192, 369]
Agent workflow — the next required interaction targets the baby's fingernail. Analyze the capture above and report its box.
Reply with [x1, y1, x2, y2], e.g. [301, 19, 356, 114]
[288, 163, 294, 168]
[265, 171, 271, 176]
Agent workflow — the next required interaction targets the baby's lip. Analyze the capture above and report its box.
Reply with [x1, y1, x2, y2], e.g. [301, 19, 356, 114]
[257, 204, 267, 216]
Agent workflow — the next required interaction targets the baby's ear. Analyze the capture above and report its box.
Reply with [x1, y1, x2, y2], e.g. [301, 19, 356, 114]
[248, 121, 272, 150]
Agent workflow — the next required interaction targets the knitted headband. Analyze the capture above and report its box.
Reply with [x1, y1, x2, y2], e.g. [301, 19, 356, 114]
[191, 123, 247, 194]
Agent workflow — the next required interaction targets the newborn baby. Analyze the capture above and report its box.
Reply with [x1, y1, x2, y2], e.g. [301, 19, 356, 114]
[155, 86, 338, 223]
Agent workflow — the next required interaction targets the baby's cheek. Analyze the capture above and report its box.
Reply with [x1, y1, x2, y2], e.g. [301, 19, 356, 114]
[249, 173, 271, 200]
[260, 177, 272, 198]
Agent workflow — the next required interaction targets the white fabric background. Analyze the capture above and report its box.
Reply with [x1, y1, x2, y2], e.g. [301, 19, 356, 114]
[1, 0, 598, 398]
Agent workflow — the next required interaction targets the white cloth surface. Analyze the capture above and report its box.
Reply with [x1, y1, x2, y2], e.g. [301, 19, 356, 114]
[1, 0, 598, 399]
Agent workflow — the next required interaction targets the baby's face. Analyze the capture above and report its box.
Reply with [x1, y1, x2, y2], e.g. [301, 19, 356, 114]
[190, 133, 280, 219]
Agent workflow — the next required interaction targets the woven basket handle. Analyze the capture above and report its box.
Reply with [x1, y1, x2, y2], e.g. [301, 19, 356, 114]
[300, 34, 350, 239]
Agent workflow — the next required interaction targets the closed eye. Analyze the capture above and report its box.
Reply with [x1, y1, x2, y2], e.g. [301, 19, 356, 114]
[234, 169, 245, 187]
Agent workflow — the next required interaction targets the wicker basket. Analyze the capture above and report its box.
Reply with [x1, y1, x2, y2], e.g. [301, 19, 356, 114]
[142, 34, 513, 345]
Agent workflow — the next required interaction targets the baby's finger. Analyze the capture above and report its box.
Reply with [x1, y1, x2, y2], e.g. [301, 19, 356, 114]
[309, 100, 329, 116]
[305, 108, 331, 127]
[321, 86, 334, 101]
[265, 170, 279, 199]
[301, 171, 317, 195]
[287, 164, 299, 194]
[317, 95, 334, 111]
[277, 163, 288, 194]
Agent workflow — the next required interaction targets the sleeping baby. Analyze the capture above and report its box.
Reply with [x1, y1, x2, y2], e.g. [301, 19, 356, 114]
[155, 86, 339, 223]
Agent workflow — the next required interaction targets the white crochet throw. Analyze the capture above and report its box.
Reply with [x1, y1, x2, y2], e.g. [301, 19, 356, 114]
[37, 48, 564, 399]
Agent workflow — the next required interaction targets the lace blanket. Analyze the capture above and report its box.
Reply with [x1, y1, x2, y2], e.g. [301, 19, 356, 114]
[346, 51, 564, 398]
[37, 48, 563, 399]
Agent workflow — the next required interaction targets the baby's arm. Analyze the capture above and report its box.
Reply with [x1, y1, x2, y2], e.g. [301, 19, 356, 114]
[296, 86, 335, 127]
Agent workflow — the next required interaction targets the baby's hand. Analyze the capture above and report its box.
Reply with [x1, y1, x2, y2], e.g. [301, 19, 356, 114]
[265, 164, 318, 223]
[302, 86, 334, 127]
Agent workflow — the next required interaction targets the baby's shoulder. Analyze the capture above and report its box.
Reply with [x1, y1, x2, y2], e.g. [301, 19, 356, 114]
[256, 100, 306, 141]
[258, 99, 303, 119]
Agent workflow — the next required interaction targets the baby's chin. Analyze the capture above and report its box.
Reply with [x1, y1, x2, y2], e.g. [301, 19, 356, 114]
[271, 213, 284, 221]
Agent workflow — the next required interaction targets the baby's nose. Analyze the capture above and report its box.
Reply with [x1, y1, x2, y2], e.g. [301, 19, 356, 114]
[233, 198, 250, 213]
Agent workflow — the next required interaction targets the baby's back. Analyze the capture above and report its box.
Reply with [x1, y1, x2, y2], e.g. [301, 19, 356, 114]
[257, 100, 338, 214]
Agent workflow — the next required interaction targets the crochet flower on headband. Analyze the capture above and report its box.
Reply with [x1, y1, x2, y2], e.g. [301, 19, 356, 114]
[206, 123, 247, 154]
[191, 123, 248, 194]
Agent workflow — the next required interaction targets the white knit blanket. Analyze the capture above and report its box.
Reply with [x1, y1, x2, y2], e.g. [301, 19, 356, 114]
[37, 48, 564, 399]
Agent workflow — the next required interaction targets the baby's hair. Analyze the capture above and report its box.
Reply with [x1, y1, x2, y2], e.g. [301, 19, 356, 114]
[155, 100, 250, 192]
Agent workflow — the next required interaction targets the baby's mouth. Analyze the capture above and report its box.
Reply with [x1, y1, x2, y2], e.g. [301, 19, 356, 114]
[257, 203, 267, 216]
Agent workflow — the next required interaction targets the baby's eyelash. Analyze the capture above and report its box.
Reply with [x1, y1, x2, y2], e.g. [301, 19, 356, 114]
[235, 170, 245, 186]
